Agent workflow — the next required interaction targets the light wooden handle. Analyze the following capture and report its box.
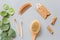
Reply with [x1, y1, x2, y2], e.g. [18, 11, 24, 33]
[20, 21, 23, 38]
[15, 23, 20, 36]
[32, 34, 36, 40]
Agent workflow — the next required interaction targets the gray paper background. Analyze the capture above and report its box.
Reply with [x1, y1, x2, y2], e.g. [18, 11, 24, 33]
[0, 0, 60, 40]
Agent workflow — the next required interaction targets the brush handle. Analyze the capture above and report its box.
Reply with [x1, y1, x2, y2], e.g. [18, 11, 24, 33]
[32, 34, 36, 40]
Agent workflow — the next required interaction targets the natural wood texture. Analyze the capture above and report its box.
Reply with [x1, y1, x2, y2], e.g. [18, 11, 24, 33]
[32, 34, 36, 40]
[30, 20, 41, 40]
[47, 26, 54, 35]
[20, 21, 23, 38]
[18, 2, 32, 15]
[51, 17, 57, 25]
[35, 3, 50, 19]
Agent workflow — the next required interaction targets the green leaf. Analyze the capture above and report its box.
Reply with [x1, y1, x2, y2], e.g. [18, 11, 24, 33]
[0, 4, 16, 40]
[2, 17, 9, 24]
[0, 21, 2, 29]
[0, 21, 2, 27]
[5, 13, 10, 18]
[0, 37, 1, 40]
[1, 32, 8, 37]
[0, 12, 1, 15]
[0, 11, 8, 16]
[1, 36, 12, 40]
[8, 8, 14, 15]
[8, 28, 16, 37]
[3, 4, 9, 10]
[0, 30, 2, 34]
[0, 35, 1, 38]
[0, 31, 8, 40]
[1, 24, 10, 31]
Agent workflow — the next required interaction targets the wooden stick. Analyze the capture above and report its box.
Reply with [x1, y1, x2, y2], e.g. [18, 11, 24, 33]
[14, 18, 20, 36]
[20, 20, 23, 38]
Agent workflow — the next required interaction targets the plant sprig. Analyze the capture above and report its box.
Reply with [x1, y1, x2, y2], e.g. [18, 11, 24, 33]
[0, 4, 16, 40]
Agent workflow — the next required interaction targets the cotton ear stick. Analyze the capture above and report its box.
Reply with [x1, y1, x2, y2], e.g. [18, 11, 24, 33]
[18, 2, 32, 15]
[14, 18, 20, 36]
[47, 26, 54, 35]
[35, 3, 50, 19]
